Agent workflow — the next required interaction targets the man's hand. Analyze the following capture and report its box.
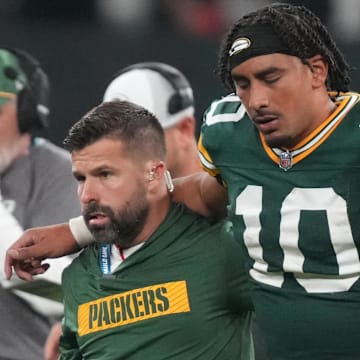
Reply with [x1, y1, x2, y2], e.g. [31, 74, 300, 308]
[5, 223, 80, 281]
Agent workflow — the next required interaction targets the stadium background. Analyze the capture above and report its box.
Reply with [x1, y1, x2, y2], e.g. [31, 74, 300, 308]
[1, 0, 359, 145]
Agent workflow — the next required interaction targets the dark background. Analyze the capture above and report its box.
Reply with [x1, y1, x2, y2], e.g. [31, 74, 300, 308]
[1, 0, 359, 145]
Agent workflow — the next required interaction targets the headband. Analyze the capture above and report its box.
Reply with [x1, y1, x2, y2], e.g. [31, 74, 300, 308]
[228, 24, 295, 70]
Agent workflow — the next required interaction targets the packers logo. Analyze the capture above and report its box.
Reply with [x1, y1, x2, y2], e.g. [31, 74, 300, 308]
[229, 37, 251, 57]
[78, 281, 190, 336]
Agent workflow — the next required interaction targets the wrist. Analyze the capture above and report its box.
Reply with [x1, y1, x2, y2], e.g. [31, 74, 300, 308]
[69, 216, 94, 248]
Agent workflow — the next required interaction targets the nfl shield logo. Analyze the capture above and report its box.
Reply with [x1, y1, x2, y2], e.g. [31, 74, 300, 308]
[279, 151, 293, 171]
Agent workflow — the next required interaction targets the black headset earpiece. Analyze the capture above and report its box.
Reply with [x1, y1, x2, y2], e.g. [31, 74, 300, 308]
[113, 62, 193, 115]
[2, 47, 50, 134]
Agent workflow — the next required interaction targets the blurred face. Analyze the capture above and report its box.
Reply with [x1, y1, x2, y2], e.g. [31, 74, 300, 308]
[0, 100, 31, 173]
[163, 116, 198, 178]
[164, 126, 182, 178]
[72, 137, 150, 248]
[231, 53, 322, 149]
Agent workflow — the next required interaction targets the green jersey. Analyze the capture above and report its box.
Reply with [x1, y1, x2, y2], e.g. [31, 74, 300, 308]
[199, 92, 360, 359]
[60, 203, 253, 360]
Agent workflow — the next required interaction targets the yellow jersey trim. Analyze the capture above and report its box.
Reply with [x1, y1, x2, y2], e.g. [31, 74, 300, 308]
[261, 93, 360, 167]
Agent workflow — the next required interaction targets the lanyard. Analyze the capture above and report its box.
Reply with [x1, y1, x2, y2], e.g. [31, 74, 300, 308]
[98, 243, 111, 275]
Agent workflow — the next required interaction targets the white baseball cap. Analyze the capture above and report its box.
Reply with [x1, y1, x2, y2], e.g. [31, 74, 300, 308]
[103, 63, 195, 129]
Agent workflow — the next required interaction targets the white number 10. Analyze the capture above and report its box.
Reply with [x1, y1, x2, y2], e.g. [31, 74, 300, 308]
[236, 185, 360, 293]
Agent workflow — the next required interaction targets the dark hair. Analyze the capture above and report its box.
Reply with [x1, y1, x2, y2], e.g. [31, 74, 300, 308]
[63, 100, 166, 161]
[216, 3, 351, 93]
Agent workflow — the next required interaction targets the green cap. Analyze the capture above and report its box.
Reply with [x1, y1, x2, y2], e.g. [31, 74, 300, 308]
[0, 49, 27, 106]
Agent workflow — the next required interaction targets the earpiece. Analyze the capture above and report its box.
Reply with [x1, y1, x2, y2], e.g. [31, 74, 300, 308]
[164, 170, 174, 192]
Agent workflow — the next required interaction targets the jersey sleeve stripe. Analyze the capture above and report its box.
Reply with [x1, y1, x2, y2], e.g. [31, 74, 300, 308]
[197, 134, 219, 176]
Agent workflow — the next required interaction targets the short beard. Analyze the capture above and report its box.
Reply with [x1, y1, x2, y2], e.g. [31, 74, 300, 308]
[264, 134, 294, 149]
[83, 194, 149, 248]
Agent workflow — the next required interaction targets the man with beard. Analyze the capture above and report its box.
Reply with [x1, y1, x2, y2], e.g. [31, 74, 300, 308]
[43, 62, 206, 360]
[58, 100, 253, 359]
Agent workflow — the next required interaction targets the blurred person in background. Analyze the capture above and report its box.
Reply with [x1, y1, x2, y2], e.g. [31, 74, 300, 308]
[103, 62, 201, 178]
[0, 47, 80, 360]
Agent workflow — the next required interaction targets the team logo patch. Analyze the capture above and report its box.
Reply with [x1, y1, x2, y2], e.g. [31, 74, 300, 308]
[229, 37, 251, 57]
[279, 151, 293, 171]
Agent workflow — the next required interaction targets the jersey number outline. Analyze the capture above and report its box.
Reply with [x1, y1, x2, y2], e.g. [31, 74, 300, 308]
[236, 185, 360, 293]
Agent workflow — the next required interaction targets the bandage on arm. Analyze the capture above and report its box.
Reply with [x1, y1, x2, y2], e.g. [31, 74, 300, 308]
[69, 216, 94, 248]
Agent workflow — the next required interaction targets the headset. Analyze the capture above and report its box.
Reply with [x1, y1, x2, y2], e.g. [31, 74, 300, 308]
[2, 47, 50, 134]
[114, 62, 194, 115]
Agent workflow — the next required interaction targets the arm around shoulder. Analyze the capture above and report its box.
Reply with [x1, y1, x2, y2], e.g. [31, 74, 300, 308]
[172, 172, 228, 220]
